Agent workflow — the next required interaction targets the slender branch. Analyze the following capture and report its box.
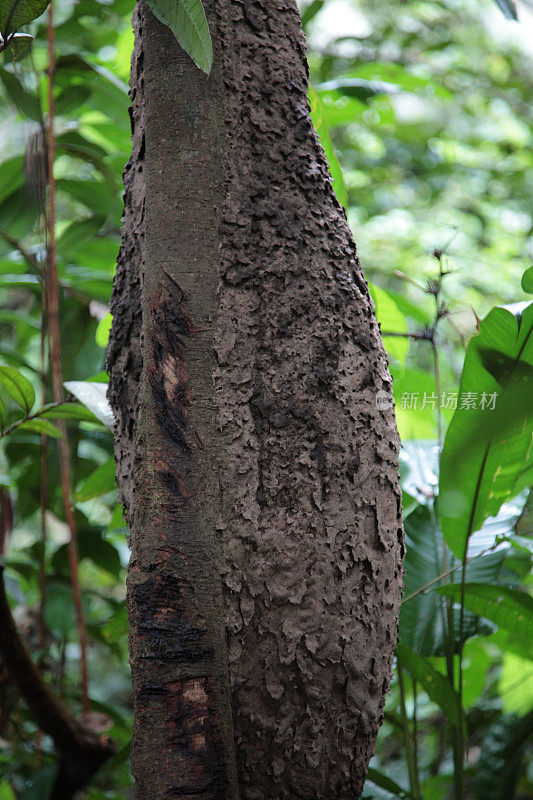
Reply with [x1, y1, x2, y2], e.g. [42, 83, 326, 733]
[397, 660, 421, 800]
[45, 2, 89, 714]
[0, 397, 75, 439]
[381, 330, 434, 341]
[401, 541, 500, 603]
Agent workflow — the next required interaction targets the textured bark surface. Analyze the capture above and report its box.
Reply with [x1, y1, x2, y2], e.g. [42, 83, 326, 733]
[107, 1, 404, 799]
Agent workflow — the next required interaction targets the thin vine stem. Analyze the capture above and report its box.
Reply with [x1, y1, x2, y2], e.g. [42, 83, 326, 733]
[45, 2, 89, 715]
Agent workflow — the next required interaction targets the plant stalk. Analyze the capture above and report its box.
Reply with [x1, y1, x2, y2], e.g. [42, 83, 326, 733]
[45, 2, 89, 714]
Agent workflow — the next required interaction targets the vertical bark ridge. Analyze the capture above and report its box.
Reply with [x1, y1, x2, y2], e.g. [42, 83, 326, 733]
[108, 4, 239, 798]
[213, 2, 404, 798]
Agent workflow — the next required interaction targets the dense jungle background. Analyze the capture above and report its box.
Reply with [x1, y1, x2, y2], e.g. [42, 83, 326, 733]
[0, 0, 532, 797]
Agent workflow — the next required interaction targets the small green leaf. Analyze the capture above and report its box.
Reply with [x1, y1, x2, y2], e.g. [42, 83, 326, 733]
[0, 0, 50, 36]
[75, 458, 116, 502]
[39, 402, 99, 423]
[5, 32, 34, 60]
[522, 267, 533, 294]
[0, 365, 35, 412]
[145, 0, 213, 74]
[397, 641, 465, 730]
[17, 418, 62, 438]
[95, 311, 112, 348]
[0, 66, 41, 121]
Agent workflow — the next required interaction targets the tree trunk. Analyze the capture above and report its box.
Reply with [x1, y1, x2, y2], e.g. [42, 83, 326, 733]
[107, 2, 404, 799]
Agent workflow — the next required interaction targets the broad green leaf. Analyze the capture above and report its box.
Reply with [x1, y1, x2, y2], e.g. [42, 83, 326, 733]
[39, 402, 99, 423]
[0, 395, 6, 431]
[0, 67, 41, 121]
[0, 365, 35, 411]
[64, 380, 114, 429]
[499, 652, 533, 713]
[0, 0, 50, 36]
[439, 304, 533, 558]
[309, 85, 348, 208]
[437, 583, 533, 649]
[145, 0, 213, 74]
[0, 156, 24, 203]
[396, 641, 464, 730]
[369, 283, 409, 364]
[522, 267, 533, 294]
[5, 32, 33, 59]
[17, 418, 62, 438]
[75, 458, 116, 502]
[55, 85, 91, 115]
[0, 779, 17, 800]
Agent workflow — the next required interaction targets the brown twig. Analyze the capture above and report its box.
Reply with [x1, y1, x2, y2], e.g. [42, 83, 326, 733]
[45, 2, 89, 714]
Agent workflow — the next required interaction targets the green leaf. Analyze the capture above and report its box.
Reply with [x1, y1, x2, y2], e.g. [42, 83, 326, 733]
[16, 418, 62, 438]
[75, 458, 116, 502]
[522, 267, 533, 294]
[0, 395, 6, 431]
[0, 365, 35, 412]
[63, 380, 114, 429]
[366, 768, 415, 799]
[0, 779, 17, 800]
[301, 0, 324, 28]
[0, 0, 50, 36]
[499, 652, 533, 713]
[95, 311, 112, 348]
[369, 283, 409, 364]
[396, 641, 465, 730]
[145, 0, 213, 74]
[437, 583, 533, 648]
[309, 85, 348, 208]
[5, 32, 34, 59]
[0, 66, 41, 121]
[39, 402, 99, 423]
[439, 304, 533, 559]
[55, 84, 91, 115]
[316, 77, 402, 103]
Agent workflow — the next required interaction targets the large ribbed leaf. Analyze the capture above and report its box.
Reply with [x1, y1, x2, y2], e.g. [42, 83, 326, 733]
[439, 303, 533, 558]
[437, 583, 533, 650]
[145, 0, 213, 74]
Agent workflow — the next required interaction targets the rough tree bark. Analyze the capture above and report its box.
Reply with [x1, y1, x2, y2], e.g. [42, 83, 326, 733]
[107, 2, 404, 799]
